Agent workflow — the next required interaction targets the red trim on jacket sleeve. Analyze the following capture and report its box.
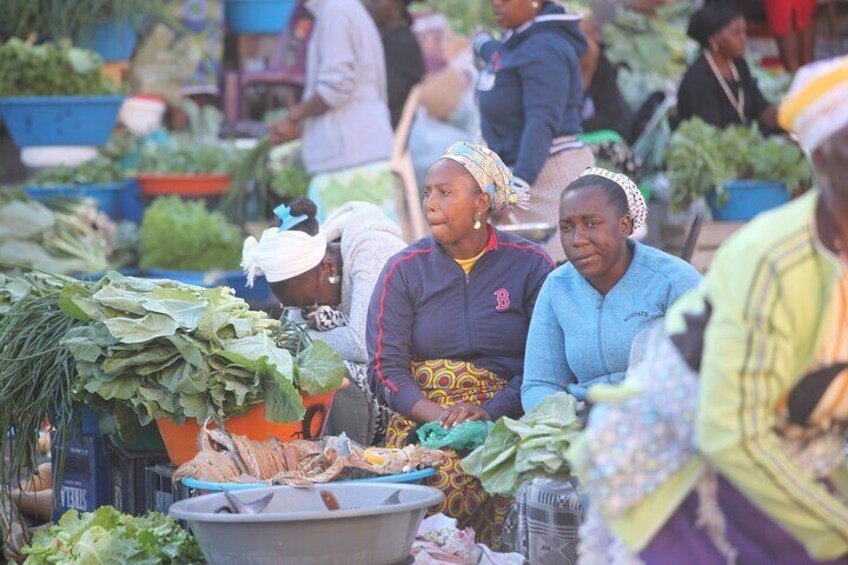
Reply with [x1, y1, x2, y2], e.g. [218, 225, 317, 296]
[373, 248, 432, 392]
[499, 240, 556, 268]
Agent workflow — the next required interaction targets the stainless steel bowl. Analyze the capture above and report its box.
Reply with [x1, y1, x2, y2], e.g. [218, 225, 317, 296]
[497, 222, 558, 243]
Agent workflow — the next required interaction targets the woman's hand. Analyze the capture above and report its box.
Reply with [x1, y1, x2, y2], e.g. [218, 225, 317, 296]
[269, 117, 301, 144]
[440, 403, 491, 429]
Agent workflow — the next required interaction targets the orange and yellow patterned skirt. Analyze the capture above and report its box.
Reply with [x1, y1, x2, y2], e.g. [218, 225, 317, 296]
[385, 359, 511, 549]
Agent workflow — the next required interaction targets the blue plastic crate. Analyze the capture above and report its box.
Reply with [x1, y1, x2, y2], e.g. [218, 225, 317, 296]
[0, 96, 125, 147]
[25, 180, 126, 219]
[52, 434, 110, 520]
[225, 0, 297, 34]
[707, 180, 790, 222]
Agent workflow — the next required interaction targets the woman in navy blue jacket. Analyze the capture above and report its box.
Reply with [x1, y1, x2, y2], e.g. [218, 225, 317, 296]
[474, 0, 595, 263]
[367, 142, 553, 547]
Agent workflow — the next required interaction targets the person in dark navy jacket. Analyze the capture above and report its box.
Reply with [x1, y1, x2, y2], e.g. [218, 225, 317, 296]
[366, 142, 552, 547]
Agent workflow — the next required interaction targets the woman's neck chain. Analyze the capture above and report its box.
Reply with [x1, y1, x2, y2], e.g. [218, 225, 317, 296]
[705, 51, 746, 124]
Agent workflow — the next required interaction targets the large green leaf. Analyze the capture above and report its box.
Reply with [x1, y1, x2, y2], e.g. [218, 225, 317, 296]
[102, 313, 180, 343]
[294, 340, 346, 396]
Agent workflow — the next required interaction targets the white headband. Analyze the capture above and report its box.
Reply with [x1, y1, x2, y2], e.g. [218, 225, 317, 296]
[241, 228, 327, 287]
[579, 167, 648, 231]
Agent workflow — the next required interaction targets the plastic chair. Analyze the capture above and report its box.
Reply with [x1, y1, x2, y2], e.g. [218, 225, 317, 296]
[223, 1, 314, 124]
[391, 85, 427, 242]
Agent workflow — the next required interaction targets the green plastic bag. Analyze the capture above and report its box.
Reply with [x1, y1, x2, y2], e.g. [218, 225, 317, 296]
[417, 421, 495, 451]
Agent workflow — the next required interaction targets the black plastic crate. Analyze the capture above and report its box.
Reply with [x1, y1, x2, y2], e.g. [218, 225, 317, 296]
[145, 464, 194, 516]
[107, 441, 169, 516]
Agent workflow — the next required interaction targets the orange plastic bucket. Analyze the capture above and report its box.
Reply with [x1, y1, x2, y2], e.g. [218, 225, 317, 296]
[156, 381, 348, 466]
[137, 173, 232, 196]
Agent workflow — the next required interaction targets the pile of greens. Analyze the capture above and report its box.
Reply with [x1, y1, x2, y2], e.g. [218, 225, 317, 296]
[29, 156, 125, 186]
[603, 2, 695, 107]
[0, 38, 117, 96]
[59, 272, 345, 439]
[139, 144, 242, 176]
[461, 393, 582, 497]
[220, 139, 311, 223]
[666, 118, 813, 211]
[139, 196, 242, 271]
[0, 274, 82, 505]
[22, 507, 203, 564]
[0, 0, 151, 43]
[0, 198, 134, 275]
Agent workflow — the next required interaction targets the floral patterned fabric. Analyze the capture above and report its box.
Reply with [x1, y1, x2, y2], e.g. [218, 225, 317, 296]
[441, 142, 527, 211]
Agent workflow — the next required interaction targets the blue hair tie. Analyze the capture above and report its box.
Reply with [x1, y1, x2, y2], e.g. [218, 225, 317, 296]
[274, 203, 309, 232]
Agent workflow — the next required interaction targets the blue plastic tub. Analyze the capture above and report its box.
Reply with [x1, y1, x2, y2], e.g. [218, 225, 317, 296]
[707, 180, 790, 222]
[25, 180, 126, 219]
[225, 0, 298, 34]
[0, 95, 126, 147]
[120, 178, 144, 224]
[180, 468, 438, 492]
[75, 19, 137, 61]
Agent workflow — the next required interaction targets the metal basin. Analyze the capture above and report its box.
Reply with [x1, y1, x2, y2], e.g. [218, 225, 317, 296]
[497, 222, 558, 243]
[169, 483, 444, 565]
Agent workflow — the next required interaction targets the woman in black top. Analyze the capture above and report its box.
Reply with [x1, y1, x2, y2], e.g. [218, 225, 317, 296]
[673, 1, 779, 131]
[366, 0, 426, 129]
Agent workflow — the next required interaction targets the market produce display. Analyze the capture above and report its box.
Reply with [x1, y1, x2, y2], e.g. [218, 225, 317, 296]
[139, 196, 241, 271]
[59, 271, 345, 439]
[0, 197, 134, 275]
[461, 393, 582, 497]
[0, 274, 83, 494]
[21, 507, 203, 565]
[28, 156, 125, 187]
[0, 38, 117, 96]
[666, 118, 813, 211]
[139, 144, 242, 176]
[174, 429, 450, 486]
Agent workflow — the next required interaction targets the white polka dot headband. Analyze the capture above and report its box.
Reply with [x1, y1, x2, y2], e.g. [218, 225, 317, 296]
[579, 167, 648, 232]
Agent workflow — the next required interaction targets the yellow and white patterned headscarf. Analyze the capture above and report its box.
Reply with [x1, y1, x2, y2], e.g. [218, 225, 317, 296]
[778, 55, 848, 152]
[440, 141, 529, 211]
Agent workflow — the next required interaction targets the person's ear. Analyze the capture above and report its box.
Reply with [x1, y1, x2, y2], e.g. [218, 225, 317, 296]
[621, 214, 634, 237]
[319, 255, 337, 277]
[477, 191, 493, 216]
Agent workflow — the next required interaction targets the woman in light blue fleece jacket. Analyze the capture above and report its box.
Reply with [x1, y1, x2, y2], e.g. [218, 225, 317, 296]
[521, 168, 702, 411]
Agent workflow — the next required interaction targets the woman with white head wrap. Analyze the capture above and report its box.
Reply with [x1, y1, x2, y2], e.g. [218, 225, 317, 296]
[573, 56, 848, 564]
[522, 166, 702, 411]
[242, 197, 406, 445]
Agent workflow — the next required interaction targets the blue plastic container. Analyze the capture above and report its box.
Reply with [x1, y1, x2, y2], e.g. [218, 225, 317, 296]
[120, 178, 144, 224]
[25, 180, 126, 219]
[225, 0, 297, 34]
[707, 180, 790, 222]
[75, 20, 137, 61]
[0, 95, 125, 147]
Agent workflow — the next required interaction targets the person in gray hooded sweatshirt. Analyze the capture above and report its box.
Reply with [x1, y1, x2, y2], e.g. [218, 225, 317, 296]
[241, 197, 406, 446]
[474, 0, 595, 263]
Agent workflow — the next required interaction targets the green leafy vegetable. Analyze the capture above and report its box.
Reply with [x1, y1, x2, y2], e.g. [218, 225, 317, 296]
[0, 199, 134, 275]
[29, 156, 125, 186]
[461, 393, 582, 497]
[62, 272, 345, 439]
[139, 196, 242, 271]
[666, 118, 814, 211]
[0, 38, 117, 96]
[139, 144, 241, 176]
[21, 507, 204, 564]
